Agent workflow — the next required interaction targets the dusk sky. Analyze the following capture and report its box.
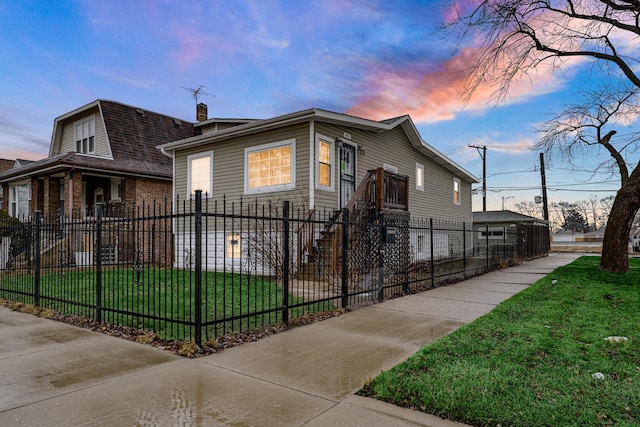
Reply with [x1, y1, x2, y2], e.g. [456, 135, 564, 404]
[0, 0, 635, 213]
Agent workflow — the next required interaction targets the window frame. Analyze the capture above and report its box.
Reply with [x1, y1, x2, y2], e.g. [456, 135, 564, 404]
[415, 163, 424, 191]
[244, 139, 296, 195]
[9, 181, 31, 218]
[453, 177, 461, 205]
[226, 234, 241, 258]
[187, 151, 214, 199]
[74, 117, 96, 155]
[315, 135, 335, 192]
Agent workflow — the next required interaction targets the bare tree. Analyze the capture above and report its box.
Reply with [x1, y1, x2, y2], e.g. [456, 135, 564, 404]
[587, 195, 603, 229]
[514, 200, 542, 218]
[600, 195, 615, 225]
[452, 0, 640, 272]
[574, 200, 592, 231]
[538, 84, 640, 268]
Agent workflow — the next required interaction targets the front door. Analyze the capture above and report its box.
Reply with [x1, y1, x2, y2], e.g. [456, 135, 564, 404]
[339, 143, 356, 208]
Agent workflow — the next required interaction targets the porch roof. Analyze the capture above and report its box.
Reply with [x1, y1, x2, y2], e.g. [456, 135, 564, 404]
[0, 151, 172, 182]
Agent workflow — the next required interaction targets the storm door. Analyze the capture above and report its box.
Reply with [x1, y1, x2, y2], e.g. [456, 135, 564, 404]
[339, 142, 356, 208]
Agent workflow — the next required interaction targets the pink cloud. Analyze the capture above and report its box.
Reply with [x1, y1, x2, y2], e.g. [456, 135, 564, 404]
[172, 25, 210, 68]
[347, 2, 607, 124]
[346, 37, 579, 124]
[1, 147, 45, 162]
[442, 0, 482, 25]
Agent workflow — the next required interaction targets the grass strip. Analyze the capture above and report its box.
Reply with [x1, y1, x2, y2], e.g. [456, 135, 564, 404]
[360, 256, 640, 426]
[0, 268, 334, 341]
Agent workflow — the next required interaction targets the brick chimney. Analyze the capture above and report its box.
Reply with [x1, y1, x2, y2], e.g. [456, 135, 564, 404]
[196, 103, 208, 121]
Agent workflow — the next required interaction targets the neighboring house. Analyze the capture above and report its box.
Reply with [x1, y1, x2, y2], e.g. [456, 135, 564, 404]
[0, 100, 198, 219]
[0, 159, 14, 211]
[581, 229, 605, 242]
[158, 108, 478, 271]
[551, 230, 584, 243]
[473, 210, 548, 234]
[473, 210, 549, 260]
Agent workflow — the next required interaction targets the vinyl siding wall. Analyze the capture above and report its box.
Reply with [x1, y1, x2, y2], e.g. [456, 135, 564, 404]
[174, 123, 310, 209]
[314, 123, 473, 223]
[58, 110, 110, 157]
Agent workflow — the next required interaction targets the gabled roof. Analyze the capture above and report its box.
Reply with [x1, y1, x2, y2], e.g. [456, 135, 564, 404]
[0, 100, 197, 182]
[158, 108, 479, 183]
[473, 210, 548, 225]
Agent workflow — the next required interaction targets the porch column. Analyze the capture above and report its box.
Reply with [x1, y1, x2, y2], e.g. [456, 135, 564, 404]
[42, 175, 50, 216]
[70, 170, 83, 215]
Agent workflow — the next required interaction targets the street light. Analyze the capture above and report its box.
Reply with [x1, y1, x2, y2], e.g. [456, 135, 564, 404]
[502, 196, 514, 210]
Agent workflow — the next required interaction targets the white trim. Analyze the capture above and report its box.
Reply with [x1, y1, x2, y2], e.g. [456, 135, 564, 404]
[187, 150, 214, 198]
[244, 139, 296, 195]
[157, 108, 478, 184]
[415, 163, 424, 191]
[315, 133, 335, 192]
[74, 116, 96, 155]
[8, 179, 31, 218]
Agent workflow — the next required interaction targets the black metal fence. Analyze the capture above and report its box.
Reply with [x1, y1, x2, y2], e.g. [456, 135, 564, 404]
[0, 192, 547, 346]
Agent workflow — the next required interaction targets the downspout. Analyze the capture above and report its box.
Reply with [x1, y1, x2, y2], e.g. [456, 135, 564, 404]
[309, 120, 315, 210]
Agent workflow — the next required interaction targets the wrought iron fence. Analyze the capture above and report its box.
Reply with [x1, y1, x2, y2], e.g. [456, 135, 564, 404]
[0, 192, 547, 346]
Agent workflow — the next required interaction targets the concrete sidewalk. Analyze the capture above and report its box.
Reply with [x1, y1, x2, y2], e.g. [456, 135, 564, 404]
[0, 252, 580, 426]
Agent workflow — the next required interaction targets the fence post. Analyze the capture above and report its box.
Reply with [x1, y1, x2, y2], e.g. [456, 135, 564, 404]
[485, 223, 489, 272]
[33, 211, 42, 307]
[194, 190, 203, 347]
[282, 201, 290, 325]
[462, 222, 467, 278]
[95, 204, 103, 323]
[429, 218, 434, 288]
[377, 210, 385, 302]
[341, 207, 349, 308]
[503, 225, 507, 263]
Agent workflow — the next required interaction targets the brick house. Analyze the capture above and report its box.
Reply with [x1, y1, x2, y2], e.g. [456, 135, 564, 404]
[0, 100, 198, 219]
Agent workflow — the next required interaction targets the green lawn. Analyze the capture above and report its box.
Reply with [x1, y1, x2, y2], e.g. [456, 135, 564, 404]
[0, 267, 334, 341]
[359, 256, 640, 426]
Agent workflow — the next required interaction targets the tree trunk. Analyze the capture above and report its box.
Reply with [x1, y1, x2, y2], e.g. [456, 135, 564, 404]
[600, 166, 640, 272]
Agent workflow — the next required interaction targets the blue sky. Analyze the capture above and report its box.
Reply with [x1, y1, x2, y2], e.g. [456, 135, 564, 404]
[0, 0, 632, 213]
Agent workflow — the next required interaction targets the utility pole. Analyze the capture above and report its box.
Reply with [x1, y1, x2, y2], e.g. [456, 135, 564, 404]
[469, 145, 487, 211]
[539, 153, 549, 221]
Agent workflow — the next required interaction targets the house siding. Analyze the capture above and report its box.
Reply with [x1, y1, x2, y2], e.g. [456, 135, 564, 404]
[58, 110, 109, 157]
[174, 123, 310, 208]
[314, 123, 473, 223]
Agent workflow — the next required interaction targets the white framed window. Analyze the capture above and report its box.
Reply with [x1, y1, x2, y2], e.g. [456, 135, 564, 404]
[415, 163, 424, 191]
[75, 117, 96, 154]
[244, 139, 296, 195]
[110, 178, 122, 201]
[453, 178, 461, 205]
[9, 182, 31, 218]
[316, 135, 334, 191]
[226, 234, 241, 258]
[187, 151, 213, 198]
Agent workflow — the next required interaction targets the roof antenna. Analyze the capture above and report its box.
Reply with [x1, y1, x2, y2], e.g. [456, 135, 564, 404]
[180, 85, 215, 105]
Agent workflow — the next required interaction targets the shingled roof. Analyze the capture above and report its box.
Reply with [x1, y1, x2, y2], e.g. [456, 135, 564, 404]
[0, 100, 198, 181]
[99, 100, 197, 177]
[473, 210, 548, 224]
